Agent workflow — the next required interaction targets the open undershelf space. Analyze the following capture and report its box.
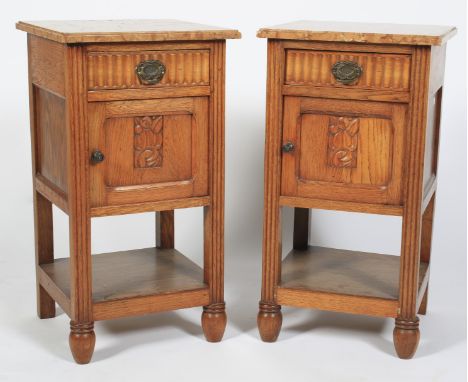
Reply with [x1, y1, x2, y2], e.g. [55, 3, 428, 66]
[278, 246, 429, 317]
[39, 247, 209, 321]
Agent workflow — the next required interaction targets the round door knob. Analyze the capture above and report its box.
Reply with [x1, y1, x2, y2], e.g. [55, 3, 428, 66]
[91, 150, 105, 163]
[282, 142, 295, 153]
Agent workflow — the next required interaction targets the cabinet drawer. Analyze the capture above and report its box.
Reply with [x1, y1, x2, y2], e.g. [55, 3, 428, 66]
[89, 97, 208, 207]
[87, 49, 210, 90]
[285, 49, 411, 92]
[281, 97, 406, 205]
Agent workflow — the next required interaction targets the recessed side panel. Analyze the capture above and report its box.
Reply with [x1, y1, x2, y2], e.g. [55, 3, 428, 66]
[34, 86, 68, 195]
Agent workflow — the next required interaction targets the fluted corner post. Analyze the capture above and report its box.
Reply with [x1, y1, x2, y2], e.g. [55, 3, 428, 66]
[202, 40, 227, 342]
[394, 46, 431, 359]
[258, 40, 285, 342]
[65, 44, 95, 364]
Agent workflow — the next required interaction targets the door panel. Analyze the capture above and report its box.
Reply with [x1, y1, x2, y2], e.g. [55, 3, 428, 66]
[281, 97, 406, 205]
[89, 97, 208, 207]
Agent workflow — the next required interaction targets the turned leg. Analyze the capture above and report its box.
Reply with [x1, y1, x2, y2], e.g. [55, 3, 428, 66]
[202, 302, 227, 342]
[258, 40, 285, 343]
[258, 302, 282, 342]
[202, 41, 227, 343]
[156, 210, 174, 249]
[68, 209, 95, 364]
[69, 321, 96, 364]
[393, 317, 420, 359]
[202, 200, 227, 342]
[418, 194, 436, 315]
[34, 192, 56, 318]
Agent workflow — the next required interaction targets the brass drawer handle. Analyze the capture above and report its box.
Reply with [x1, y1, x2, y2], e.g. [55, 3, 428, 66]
[91, 150, 105, 164]
[282, 142, 295, 153]
[135, 60, 166, 85]
[331, 61, 363, 85]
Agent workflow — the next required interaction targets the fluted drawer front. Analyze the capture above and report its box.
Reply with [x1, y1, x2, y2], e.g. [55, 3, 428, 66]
[285, 49, 411, 91]
[87, 49, 210, 90]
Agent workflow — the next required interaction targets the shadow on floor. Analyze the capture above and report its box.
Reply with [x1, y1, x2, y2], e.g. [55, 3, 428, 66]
[19, 308, 204, 362]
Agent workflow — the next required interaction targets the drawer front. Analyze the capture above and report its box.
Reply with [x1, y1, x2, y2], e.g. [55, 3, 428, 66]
[89, 97, 208, 207]
[281, 97, 406, 205]
[285, 49, 411, 91]
[87, 49, 210, 90]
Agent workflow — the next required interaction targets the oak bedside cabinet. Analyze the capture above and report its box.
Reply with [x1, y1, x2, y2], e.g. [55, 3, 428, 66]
[256, 21, 456, 359]
[16, 19, 240, 364]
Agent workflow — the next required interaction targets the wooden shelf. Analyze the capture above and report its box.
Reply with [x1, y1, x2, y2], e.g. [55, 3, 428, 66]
[277, 246, 429, 317]
[38, 247, 209, 321]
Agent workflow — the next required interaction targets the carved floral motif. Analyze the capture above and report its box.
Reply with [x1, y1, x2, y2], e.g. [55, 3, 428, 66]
[327, 116, 359, 168]
[134, 116, 163, 168]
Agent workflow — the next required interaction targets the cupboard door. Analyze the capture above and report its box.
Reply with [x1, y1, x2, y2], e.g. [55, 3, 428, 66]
[89, 97, 208, 207]
[281, 97, 406, 205]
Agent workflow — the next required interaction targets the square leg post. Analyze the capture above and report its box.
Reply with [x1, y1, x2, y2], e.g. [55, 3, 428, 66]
[293, 208, 310, 250]
[156, 211, 174, 249]
[34, 191, 56, 318]
[418, 194, 436, 315]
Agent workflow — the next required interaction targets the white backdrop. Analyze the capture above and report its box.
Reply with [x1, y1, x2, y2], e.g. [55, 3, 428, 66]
[0, 1, 466, 381]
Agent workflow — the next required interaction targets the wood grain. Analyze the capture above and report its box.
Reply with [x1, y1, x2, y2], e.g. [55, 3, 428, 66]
[278, 289, 398, 318]
[88, 85, 211, 102]
[280, 196, 403, 216]
[257, 40, 285, 342]
[38, 265, 71, 316]
[41, 248, 209, 321]
[28, 34, 57, 320]
[257, 20, 456, 45]
[418, 193, 436, 315]
[423, 88, 442, 195]
[34, 87, 68, 194]
[21, 19, 233, 363]
[281, 97, 406, 205]
[28, 35, 65, 97]
[257, 22, 452, 359]
[398, 47, 431, 320]
[156, 211, 174, 249]
[17, 19, 241, 43]
[202, 41, 227, 342]
[285, 49, 411, 90]
[64, 43, 95, 363]
[90, 196, 210, 217]
[279, 246, 429, 317]
[88, 97, 209, 207]
[283, 84, 410, 103]
[35, 174, 68, 214]
[88, 49, 210, 90]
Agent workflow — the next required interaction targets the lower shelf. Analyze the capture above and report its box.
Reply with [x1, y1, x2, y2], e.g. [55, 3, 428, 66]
[39, 247, 210, 321]
[277, 246, 429, 318]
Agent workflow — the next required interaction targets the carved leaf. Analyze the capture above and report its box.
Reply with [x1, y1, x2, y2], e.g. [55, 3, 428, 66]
[134, 116, 163, 168]
[327, 116, 360, 168]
